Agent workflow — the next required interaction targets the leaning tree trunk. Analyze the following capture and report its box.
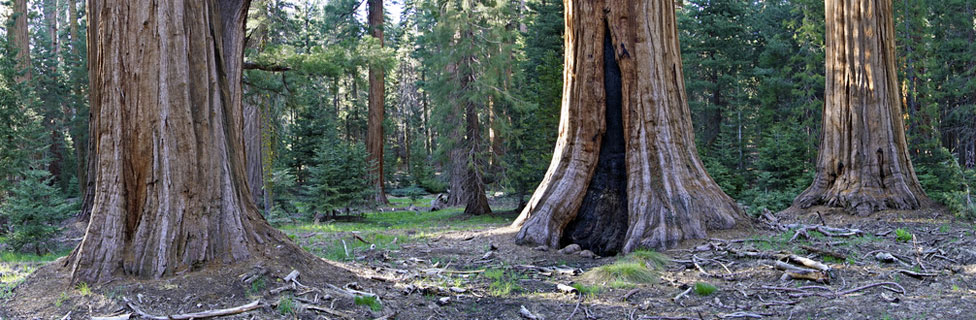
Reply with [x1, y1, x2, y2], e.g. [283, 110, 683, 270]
[367, 0, 389, 204]
[513, 0, 744, 255]
[792, 0, 930, 215]
[68, 0, 299, 283]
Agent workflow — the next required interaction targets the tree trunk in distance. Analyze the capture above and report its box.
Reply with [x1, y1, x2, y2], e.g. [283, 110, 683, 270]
[68, 0, 302, 284]
[11, 0, 31, 83]
[367, 0, 388, 204]
[792, 0, 931, 215]
[244, 98, 264, 210]
[446, 58, 492, 216]
[513, 0, 744, 255]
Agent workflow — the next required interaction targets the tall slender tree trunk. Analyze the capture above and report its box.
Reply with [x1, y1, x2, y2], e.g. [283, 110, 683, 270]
[68, 0, 301, 283]
[792, 0, 931, 215]
[11, 0, 31, 83]
[513, 0, 743, 254]
[367, 0, 388, 204]
[446, 57, 491, 215]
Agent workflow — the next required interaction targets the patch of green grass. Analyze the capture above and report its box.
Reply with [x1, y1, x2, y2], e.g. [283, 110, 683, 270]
[895, 228, 913, 242]
[248, 276, 266, 296]
[55, 292, 68, 307]
[582, 260, 656, 286]
[571, 283, 601, 296]
[694, 282, 717, 296]
[939, 224, 950, 233]
[278, 208, 511, 235]
[354, 295, 383, 311]
[952, 285, 961, 292]
[276, 295, 295, 315]
[0, 249, 71, 263]
[0, 263, 39, 299]
[483, 268, 521, 296]
[76, 282, 91, 296]
[625, 250, 669, 269]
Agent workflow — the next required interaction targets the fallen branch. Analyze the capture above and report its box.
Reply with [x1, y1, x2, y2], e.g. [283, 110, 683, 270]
[623, 288, 640, 301]
[520, 305, 540, 320]
[673, 287, 693, 302]
[123, 298, 261, 320]
[565, 293, 583, 320]
[772, 260, 829, 283]
[91, 314, 130, 320]
[897, 269, 938, 279]
[799, 245, 846, 260]
[719, 312, 764, 319]
[837, 282, 906, 296]
[302, 303, 355, 320]
[785, 254, 830, 272]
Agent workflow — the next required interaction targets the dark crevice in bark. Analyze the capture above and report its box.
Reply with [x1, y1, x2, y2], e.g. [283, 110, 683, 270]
[560, 28, 628, 256]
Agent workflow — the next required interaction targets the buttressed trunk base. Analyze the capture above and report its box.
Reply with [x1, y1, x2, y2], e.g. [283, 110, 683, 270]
[792, 0, 931, 215]
[68, 0, 305, 284]
[513, 0, 744, 255]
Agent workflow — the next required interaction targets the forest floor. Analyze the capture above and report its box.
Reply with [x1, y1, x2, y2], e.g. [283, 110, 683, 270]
[2, 196, 976, 319]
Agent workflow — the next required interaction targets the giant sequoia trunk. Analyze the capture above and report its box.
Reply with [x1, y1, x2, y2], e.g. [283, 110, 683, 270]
[513, 0, 744, 255]
[11, 0, 31, 83]
[792, 0, 930, 215]
[367, 0, 389, 204]
[68, 0, 299, 283]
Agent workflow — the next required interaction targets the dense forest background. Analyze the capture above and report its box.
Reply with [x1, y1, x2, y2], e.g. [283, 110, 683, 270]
[0, 0, 974, 254]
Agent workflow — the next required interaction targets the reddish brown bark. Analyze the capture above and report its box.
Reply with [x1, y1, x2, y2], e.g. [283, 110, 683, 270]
[367, 0, 388, 204]
[513, 0, 744, 254]
[792, 0, 931, 215]
[11, 0, 32, 83]
[68, 0, 298, 283]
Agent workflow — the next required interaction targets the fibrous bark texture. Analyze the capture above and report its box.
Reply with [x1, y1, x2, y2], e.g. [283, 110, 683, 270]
[367, 0, 389, 204]
[793, 0, 930, 215]
[513, 0, 744, 254]
[11, 0, 32, 83]
[69, 0, 295, 283]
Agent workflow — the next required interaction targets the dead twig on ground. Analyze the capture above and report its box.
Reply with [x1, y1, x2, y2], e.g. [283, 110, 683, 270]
[897, 269, 939, 279]
[566, 293, 584, 320]
[123, 298, 261, 320]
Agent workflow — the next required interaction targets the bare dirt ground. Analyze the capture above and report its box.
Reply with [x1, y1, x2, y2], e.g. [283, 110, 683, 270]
[2, 202, 975, 320]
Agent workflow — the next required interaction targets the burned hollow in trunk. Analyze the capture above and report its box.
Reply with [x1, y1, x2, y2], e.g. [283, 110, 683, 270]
[560, 29, 629, 256]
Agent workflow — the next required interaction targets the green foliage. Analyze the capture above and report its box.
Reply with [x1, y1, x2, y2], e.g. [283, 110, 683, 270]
[76, 282, 91, 296]
[625, 250, 670, 270]
[694, 282, 718, 296]
[276, 295, 295, 315]
[248, 276, 267, 296]
[0, 168, 72, 253]
[483, 268, 521, 296]
[895, 228, 913, 242]
[571, 283, 601, 297]
[55, 292, 68, 307]
[388, 186, 428, 200]
[303, 140, 373, 218]
[354, 295, 383, 311]
[582, 260, 657, 287]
